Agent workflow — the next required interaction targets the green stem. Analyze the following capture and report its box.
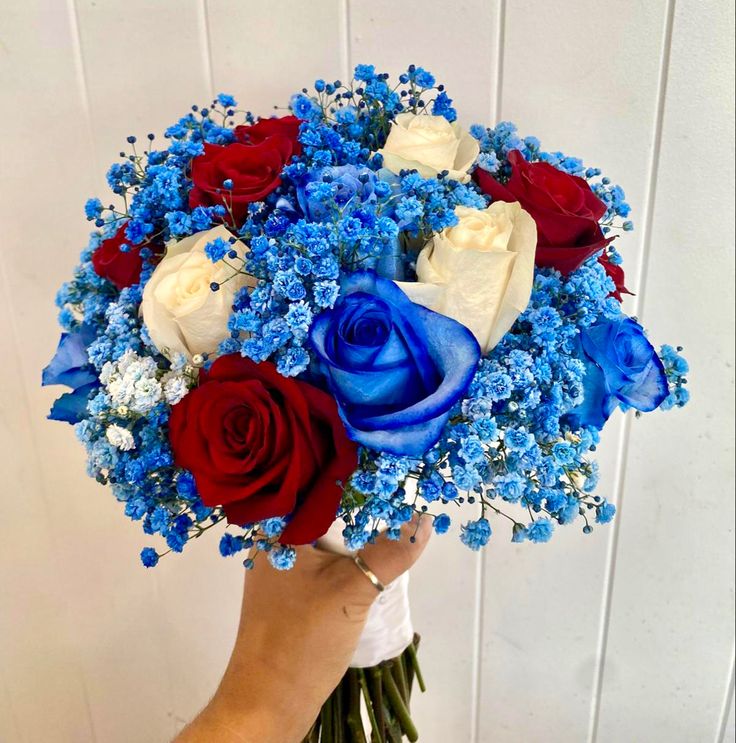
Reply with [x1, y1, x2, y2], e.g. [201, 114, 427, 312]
[382, 706, 403, 743]
[403, 651, 415, 698]
[406, 642, 426, 694]
[369, 667, 387, 740]
[321, 694, 334, 743]
[391, 655, 409, 711]
[307, 718, 321, 743]
[347, 670, 368, 743]
[358, 669, 383, 743]
[334, 679, 344, 743]
[381, 666, 419, 742]
[302, 639, 425, 742]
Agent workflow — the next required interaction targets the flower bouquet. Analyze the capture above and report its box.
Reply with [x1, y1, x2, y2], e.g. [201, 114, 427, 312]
[44, 64, 689, 741]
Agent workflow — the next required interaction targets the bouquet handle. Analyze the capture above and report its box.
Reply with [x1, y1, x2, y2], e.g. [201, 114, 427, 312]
[305, 524, 425, 741]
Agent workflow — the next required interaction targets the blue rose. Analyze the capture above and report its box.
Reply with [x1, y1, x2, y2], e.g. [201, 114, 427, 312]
[42, 325, 99, 424]
[310, 271, 480, 456]
[572, 316, 668, 429]
[297, 165, 379, 222]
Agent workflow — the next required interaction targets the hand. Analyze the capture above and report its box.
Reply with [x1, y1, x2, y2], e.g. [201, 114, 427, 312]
[176, 515, 432, 743]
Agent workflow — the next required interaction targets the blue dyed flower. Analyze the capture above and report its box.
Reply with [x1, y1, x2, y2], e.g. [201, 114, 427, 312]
[572, 317, 668, 429]
[596, 502, 616, 524]
[310, 271, 480, 456]
[526, 518, 554, 543]
[42, 325, 99, 424]
[433, 514, 451, 534]
[460, 518, 492, 550]
[297, 165, 379, 222]
[140, 547, 159, 568]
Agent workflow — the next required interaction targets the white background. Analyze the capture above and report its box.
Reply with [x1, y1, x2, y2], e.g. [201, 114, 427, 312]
[0, 1, 734, 742]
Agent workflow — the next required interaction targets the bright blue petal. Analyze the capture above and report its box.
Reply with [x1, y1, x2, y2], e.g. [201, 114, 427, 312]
[42, 326, 97, 389]
[618, 353, 668, 411]
[48, 382, 98, 424]
[311, 271, 481, 456]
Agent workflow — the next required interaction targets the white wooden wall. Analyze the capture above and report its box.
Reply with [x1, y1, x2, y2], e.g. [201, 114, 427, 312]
[0, 2, 733, 741]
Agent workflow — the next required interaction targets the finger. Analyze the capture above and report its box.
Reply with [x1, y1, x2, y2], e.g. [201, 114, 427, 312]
[358, 514, 432, 586]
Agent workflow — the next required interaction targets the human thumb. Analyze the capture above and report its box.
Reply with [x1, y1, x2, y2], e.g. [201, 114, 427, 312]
[358, 514, 432, 587]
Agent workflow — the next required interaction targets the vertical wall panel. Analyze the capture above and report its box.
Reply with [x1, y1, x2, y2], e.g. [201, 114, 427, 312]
[74, 0, 213, 193]
[0, 2, 107, 741]
[349, 0, 502, 127]
[478, 2, 672, 742]
[596, 1, 736, 740]
[348, 4, 502, 739]
[206, 0, 346, 117]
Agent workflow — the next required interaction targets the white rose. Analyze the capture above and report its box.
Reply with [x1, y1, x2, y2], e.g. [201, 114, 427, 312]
[141, 225, 253, 360]
[397, 203, 537, 353]
[377, 113, 480, 183]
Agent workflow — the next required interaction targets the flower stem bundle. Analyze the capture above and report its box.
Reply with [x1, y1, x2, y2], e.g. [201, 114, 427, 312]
[303, 636, 424, 743]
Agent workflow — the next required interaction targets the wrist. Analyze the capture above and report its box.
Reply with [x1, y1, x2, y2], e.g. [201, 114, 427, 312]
[208, 654, 315, 743]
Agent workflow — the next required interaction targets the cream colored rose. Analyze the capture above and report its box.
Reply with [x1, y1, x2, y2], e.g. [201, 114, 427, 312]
[377, 113, 480, 183]
[397, 203, 537, 353]
[141, 225, 252, 360]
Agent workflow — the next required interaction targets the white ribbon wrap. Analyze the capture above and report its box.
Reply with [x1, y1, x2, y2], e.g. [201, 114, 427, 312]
[318, 521, 414, 668]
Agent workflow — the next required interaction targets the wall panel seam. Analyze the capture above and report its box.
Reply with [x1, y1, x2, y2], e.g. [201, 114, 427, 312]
[65, 0, 99, 175]
[716, 649, 735, 743]
[472, 5, 506, 740]
[586, 2, 677, 741]
[470, 552, 487, 743]
[492, 0, 506, 125]
[198, 0, 216, 100]
[341, 0, 352, 84]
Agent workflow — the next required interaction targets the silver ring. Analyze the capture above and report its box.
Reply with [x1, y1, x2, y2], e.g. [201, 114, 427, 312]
[353, 554, 385, 593]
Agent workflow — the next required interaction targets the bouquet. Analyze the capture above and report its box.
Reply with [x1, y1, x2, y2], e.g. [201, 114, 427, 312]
[44, 64, 689, 741]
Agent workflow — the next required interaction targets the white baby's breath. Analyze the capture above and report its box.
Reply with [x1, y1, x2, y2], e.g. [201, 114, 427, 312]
[105, 424, 135, 451]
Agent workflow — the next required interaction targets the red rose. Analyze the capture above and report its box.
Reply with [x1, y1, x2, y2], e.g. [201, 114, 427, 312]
[189, 137, 295, 224]
[168, 355, 358, 545]
[235, 115, 303, 156]
[91, 224, 144, 289]
[475, 150, 612, 275]
[598, 252, 633, 302]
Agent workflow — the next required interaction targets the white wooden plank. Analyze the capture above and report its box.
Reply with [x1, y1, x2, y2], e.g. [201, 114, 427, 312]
[0, 2, 103, 740]
[477, 2, 673, 742]
[0, 305, 94, 738]
[206, 0, 346, 117]
[0, 675, 21, 743]
[349, 0, 502, 129]
[74, 0, 213, 193]
[596, 1, 736, 741]
[348, 4, 501, 740]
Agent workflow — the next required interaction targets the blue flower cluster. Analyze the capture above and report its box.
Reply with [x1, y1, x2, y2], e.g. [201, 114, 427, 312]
[44, 65, 688, 569]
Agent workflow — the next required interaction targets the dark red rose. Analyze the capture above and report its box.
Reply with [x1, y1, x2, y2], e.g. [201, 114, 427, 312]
[599, 252, 633, 302]
[189, 137, 295, 223]
[168, 355, 358, 545]
[235, 115, 303, 156]
[475, 150, 612, 275]
[91, 224, 144, 289]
